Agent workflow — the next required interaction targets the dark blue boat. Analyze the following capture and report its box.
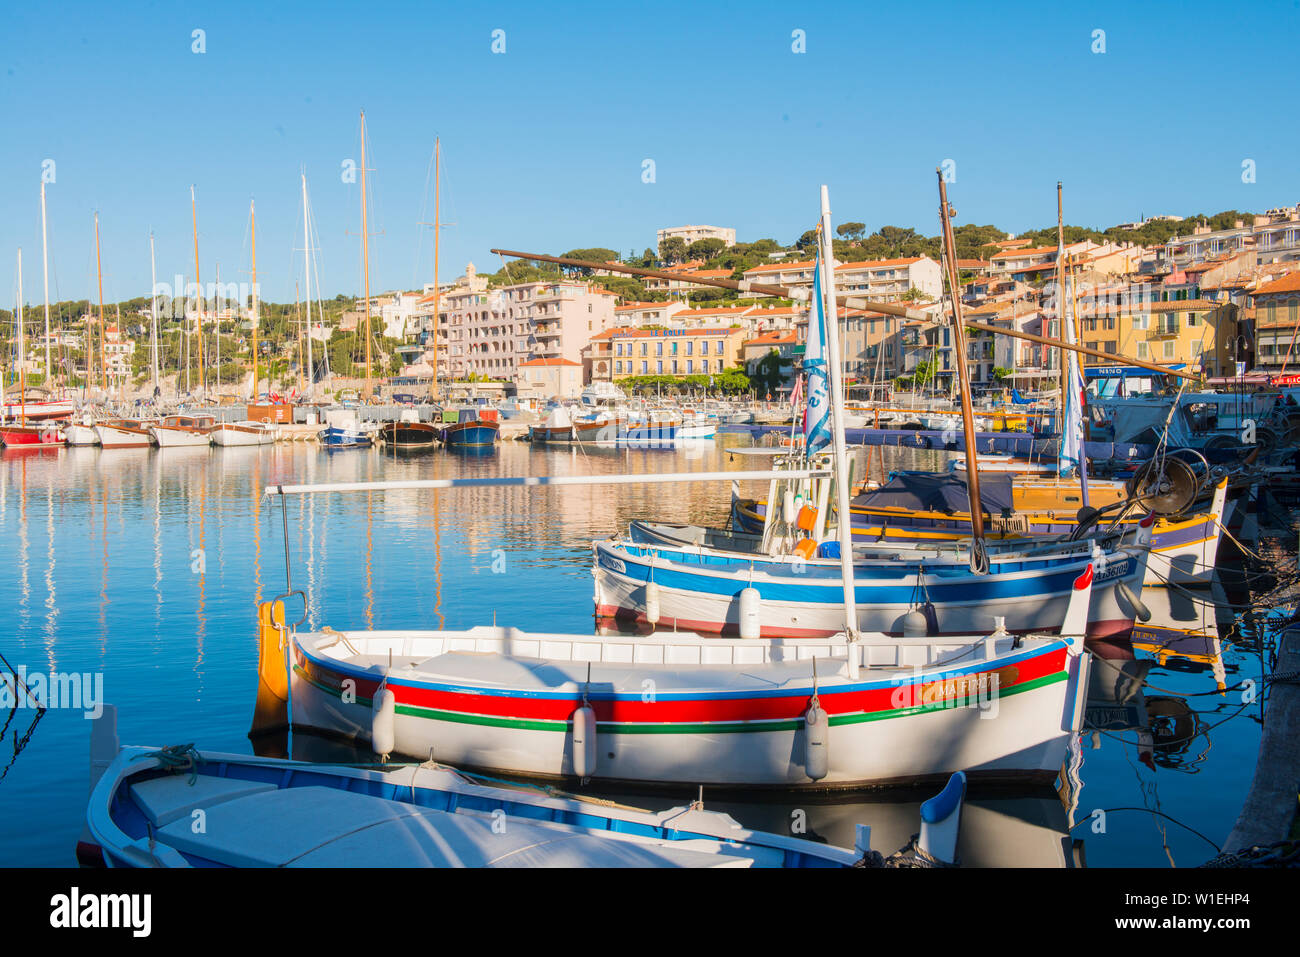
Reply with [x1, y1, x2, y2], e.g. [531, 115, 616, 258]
[440, 408, 499, 449]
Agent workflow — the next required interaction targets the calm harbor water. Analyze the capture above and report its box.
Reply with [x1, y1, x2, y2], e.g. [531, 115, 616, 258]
[0, 435, 1276, 866]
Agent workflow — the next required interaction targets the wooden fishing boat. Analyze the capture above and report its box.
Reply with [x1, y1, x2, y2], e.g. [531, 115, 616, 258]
[266, 566, 1093, 790]
[593, 525, 1150, 649]
[95, 418, 157, 448]
[211, 421, 276, 447]
[0, 395, 73, 421]
[0, 422, 65, 446]
[379, 419, 442, 448]
[319, 422, 378, 449]
[87, 707, 949, 867]
[150, 414, 215, 448]
[63, 416, 100, 446]
[733, 472, 1231, 587]
[441, 407, 499, 448]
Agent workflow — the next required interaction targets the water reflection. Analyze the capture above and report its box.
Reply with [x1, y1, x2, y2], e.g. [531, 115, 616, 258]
[0, 438, 1275, 865]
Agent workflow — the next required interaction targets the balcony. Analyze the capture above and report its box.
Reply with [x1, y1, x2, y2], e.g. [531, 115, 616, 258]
[1147, 320, 1181, 340]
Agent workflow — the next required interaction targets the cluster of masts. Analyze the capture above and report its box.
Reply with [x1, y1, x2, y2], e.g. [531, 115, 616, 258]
[6, 112, 422, 411]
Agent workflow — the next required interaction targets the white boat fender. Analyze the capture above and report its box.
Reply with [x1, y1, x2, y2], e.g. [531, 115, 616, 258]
[918, 771, 967, 866]
[572, 668, 598, 781]
[645, 554, 661, 624]
[1116, 579, 1151, 623]
[371, 687, 397, 760]
[738, 586, 762, 640]
[783, 489, 797, 524]
[902, 609, 929, 638]
[804, 662, 829, 781]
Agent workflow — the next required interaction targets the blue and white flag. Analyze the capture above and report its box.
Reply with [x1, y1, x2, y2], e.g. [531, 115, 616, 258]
[803, 244, 832, 455]
[1059, 267, 1086, 477]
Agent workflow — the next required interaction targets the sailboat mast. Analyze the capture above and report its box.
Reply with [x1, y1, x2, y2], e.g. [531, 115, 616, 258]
[214, 263, 222, 394]
[17, 248, 25, 424]
[1055, 182, 1067, 433]
[360, 111, 372, 399]
[40, 183, 51, 382]
[94, 213, 106, 393]
[149, 232, 160, 395]
[251, 200, 259, 403]
[433, 137, 440, 398]
[302, 173, 314, 401]
[816, 185, 860, 679]
[936, 169, 986, 548]
[192, 186, 204, 396]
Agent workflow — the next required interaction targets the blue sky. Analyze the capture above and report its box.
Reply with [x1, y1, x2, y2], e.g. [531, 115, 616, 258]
[1, 0, 1297, 305]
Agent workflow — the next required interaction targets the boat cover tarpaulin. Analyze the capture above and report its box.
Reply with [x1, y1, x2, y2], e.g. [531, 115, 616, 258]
[852, 472, 1014, 516]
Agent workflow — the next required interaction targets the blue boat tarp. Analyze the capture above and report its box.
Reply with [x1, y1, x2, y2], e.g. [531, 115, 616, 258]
[851, 472, 1015, 516]
[1010, 388, 1032, 405]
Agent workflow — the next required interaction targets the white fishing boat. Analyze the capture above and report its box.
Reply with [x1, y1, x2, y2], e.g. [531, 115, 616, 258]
[262, 563, 1093, 789]
[85, 707, 966, 867]
[150, 414, 216, 448]
[211, 421, 277, 446]
[95, 418, 157, 448]
[63, 414, 100, 446]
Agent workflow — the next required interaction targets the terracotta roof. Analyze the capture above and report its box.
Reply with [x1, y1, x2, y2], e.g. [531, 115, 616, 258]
[674, 306, 754, 317]
[589, 325, 642, 341]
[835, 257, 926, 270]
[607, 327, 739, 338]
[519, 358, 581, 367]
[744, 330, 799, 346]
[1255, 272, 1300, 296]
[744, 260, 816, 274]
[990, 246, 1059, 260]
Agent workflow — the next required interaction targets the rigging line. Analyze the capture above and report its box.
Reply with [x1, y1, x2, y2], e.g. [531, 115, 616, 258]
[1067, 806, 1221, 852]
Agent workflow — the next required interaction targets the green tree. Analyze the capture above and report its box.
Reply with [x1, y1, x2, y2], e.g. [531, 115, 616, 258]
[685, 238, 726, 261]
[836, 222, 866, 240]
[658, 237, 687, 264]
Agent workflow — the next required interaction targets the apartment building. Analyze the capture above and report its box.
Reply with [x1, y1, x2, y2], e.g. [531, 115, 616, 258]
[1081, 299, 1235, 374]
[1159, 207, 1300, 269]
[517, 357, 583, 398]
[642, 264, 733, 297]
[613, 300, 688, 328]
[834, 256, 943, 301]
[608, 327, 747, 379]
[1250, 272, 1300, 373]
[438, 273, 616, 384]
[657, 225, 736, 248]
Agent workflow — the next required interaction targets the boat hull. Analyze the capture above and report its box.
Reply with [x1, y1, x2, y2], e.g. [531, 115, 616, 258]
[212, 425, 275, 447]
[63, 424, 100, 446]
[379, 422, 440, 447]
[95, 425, 154, 448]
[592, 539, 1149, 647]
[441, 421, 499, 448]
[0, 424, 65, 446]
[151, 426, 212, 448]
[290, 629, 1086, 789]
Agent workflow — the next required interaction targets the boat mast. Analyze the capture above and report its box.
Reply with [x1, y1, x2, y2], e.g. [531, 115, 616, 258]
[433, 137, 440, 399]
[360, 111, 372, 400]
[191, 186, 204, 397]
[17, 248, 25, 425]
[214, 262, 221, 395]
[816, 185, 860, 679]
[301, 173, 314, 401]
[295, 280, 304, 395]
[39, 183, 51, 383]
[149, 232, 160, 395]
[250, 200, 259, 403]
[1055, 182, 1067, 434]
[94, 213, 106, 393]
[936, 169, 986, 552]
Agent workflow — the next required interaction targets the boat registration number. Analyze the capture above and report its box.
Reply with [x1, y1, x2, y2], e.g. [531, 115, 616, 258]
[598, 554, 627, 575]
[1093, 558, 1132, 583]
